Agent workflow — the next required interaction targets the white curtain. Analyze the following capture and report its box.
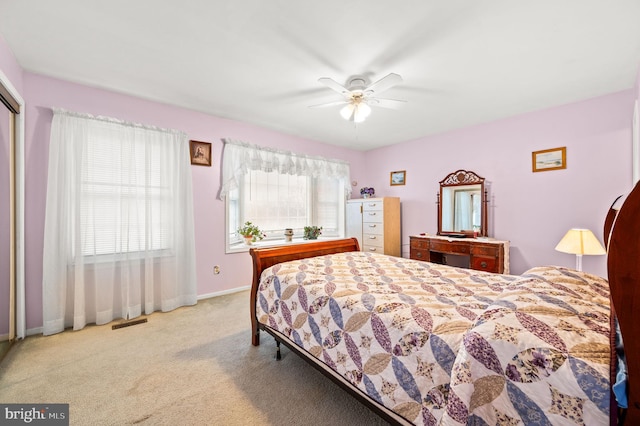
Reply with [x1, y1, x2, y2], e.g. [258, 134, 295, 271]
[454, 191, 472, 231]
[218, 139, 352, 199]
[42, 109, 197, 336]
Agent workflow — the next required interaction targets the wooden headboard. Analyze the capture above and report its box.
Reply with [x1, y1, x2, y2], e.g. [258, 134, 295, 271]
[249, 238, 360, 346]
[608, 182, 640, 422]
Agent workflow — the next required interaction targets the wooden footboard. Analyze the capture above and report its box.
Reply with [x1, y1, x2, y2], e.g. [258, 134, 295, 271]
[249, 238, 360, 346]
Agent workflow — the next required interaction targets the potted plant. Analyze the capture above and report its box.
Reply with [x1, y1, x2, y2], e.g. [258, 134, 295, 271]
[303, 225, 322, 240]
[237, 221, 266, 245]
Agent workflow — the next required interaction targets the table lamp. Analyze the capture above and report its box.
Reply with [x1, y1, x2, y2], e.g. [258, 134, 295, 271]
[554, 228, 606, 271]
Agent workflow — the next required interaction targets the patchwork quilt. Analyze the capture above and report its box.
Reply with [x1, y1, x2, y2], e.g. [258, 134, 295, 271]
[255, 251, 611, 425]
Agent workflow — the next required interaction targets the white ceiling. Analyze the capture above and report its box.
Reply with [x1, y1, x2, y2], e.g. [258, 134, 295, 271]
[1, 1, 640, 150]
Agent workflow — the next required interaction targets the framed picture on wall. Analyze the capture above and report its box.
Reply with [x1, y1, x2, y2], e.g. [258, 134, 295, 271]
[390, 170, 406, 186]
[532, 147, 566, 172]
[190, 140, 212, 166]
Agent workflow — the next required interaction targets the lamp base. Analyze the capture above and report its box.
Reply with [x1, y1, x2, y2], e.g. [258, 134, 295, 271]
[575, 254, 583, 272]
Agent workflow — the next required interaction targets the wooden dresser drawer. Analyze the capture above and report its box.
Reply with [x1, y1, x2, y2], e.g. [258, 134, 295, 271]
[410, 238, 429, 250]
[429, 240, 470, 255]
[471, 256, 498, 273]
[408, 235, 509, 274]
[470, 244, 499, 257]
[410, 248, 429, 261]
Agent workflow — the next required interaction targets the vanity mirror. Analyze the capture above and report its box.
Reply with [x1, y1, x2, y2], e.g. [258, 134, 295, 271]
[437, 170, 488, 237]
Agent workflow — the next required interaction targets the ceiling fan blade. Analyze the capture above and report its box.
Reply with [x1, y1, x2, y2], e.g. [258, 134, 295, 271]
[366, 98, 407, 109]
[308, 100, 349, 108]
[318, 77, 352, 98]
[364, 73, 403, 95]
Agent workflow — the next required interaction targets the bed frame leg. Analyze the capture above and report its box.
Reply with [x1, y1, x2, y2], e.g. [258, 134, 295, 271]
[275, 340, 282, 360]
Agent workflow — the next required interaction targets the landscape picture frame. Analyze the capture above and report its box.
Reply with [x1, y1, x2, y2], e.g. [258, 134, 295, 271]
[390, 170, 406, 186]
[532, 147, 566, 172]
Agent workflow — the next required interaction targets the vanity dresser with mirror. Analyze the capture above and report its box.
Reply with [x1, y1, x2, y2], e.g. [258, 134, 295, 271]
[409, 170, 510, 274]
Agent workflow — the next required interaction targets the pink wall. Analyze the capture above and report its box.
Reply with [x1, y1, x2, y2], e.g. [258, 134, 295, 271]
[22, 73, 366, 330]
[0, 35, 23, 94]
[364, 90, 635, 277]
[2, 31, 637, 331]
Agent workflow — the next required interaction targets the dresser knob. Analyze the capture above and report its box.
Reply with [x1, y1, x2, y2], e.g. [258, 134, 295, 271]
[369, 247, 377, 251]
[416, 252, 422, 258]
[481, 261, 488, 268]
[369, 236, 376, 239]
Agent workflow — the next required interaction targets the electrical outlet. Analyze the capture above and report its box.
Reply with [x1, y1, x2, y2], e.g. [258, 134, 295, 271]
[213, 265, 220, 275]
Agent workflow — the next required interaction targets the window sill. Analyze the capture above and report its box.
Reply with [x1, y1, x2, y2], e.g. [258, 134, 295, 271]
[75, 249, 174, 265]
[226, 237, 342, 254]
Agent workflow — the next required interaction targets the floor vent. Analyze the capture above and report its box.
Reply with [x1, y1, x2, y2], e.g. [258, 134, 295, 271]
[112, 318, 148, 330]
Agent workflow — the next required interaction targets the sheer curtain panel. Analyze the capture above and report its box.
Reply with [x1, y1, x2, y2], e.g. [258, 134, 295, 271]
[42, 109, 197, 335]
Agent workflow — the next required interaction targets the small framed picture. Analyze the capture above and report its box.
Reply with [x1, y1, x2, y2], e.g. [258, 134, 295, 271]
[390, 170, 406, 186]
[190, 140, 212, 166]
[532, 147, 566, 172]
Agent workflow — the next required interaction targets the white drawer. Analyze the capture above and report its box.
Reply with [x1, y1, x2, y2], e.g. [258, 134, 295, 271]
[363, 244, 383, 253]
[363, 222, 383, 234]
[363, 233, 384, 246]
[363, 210, 383, 223]
[363, 201, 383, 212]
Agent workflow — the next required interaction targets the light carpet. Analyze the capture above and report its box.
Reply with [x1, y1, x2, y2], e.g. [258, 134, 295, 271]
[0, 290, 389, 425]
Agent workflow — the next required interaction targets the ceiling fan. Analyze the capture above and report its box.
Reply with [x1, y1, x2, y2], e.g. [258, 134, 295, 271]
[310, 73, 406, 123]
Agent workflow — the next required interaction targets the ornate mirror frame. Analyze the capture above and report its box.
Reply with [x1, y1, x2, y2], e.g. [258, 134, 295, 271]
[437, 170, 488, 237]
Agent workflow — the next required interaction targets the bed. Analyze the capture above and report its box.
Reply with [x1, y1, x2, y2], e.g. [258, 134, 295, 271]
[250, 183, 640, 425]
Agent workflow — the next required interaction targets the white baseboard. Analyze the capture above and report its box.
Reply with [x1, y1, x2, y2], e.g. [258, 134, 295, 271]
[26, 327, 43, 337]
[22, 287, 250, 337]
[197, 285, 251, 301]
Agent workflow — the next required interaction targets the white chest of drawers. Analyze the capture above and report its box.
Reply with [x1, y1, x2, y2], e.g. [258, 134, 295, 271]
[346, 197, 401, 256]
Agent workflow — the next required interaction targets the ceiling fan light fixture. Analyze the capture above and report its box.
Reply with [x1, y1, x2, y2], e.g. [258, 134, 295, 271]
[340, 103, 355, 120]
[354, 103, 371, 123]
[340, 101, 371, 123]
[317, 72, 403, 123]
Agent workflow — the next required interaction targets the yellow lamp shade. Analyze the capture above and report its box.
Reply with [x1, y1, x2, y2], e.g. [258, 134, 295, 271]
[555, 228, 606, 271]
[555, 228, 606, 255]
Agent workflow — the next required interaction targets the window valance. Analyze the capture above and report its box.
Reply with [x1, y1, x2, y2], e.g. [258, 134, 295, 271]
[219, 138, 352, 199]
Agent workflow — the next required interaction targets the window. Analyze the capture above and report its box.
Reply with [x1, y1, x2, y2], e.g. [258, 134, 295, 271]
[227, 170, 345, 247]
[80, 134, 171, 256]
[219, 139, 351, 251]
[42, 109, 197, 335]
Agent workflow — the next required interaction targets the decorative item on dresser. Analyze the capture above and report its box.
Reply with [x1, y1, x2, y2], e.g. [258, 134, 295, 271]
[409, 235, 509, 274]
[360, 187, 375, 198]
[346, 197, 400, 256]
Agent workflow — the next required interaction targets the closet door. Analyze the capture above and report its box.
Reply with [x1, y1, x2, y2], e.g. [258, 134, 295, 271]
[0, 98, 13, 358]
[0, 77, 20, 361]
